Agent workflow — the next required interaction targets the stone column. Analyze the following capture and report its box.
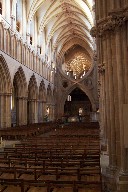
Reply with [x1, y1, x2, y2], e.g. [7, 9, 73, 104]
[31, 99, 38, 124]
[115, 29, 125, 172]
[106, 33, 117, 169]
[51, 105, 55, 121]
[16, 97, 28, 126]
[42, 102, 47, 121]
[5, 94, 11, 128]
[0, 93, 11, 128]
[22, 97, 27, 125]
[38, 100, 43, 123]
[111, 32, 121, 169]
[122, 24, 128, 172]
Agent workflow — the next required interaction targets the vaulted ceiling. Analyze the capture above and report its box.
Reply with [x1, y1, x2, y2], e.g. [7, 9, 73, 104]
[27, 0, 94, 63]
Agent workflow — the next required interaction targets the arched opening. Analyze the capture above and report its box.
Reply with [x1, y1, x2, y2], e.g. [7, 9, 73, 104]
[64, 87, 92, 122]
[0, 55, 12, 128]
[28, 75, 38, 124]
[11, 67, 27, 126]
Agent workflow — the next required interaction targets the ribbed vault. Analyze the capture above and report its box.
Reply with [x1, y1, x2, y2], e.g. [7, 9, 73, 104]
[27, 0, 94, 77]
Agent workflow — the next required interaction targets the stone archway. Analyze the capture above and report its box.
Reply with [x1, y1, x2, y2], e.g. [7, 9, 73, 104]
[28, 74, 38, 124]
[64, 87, 92, 122]
[58, 84, 96, 119]
[0, 55, 12, 128]
[12, 67, 27, 126]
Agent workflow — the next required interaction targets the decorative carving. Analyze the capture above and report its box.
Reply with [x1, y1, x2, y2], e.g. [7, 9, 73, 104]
[98, 80, 101, 86]
[90, 9, 128, 37]
[0, 19, 8, 29]
[90, 26, 97, 37]
[85, 78, 93, 89]
[93, 50, 97, 61]
[62, 81, 68, 88]
[98, 64, 105, 74]
[98, 88, 100, 98]
[10, 15, 15, 20]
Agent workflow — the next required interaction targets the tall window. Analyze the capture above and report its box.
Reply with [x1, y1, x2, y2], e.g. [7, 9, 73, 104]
[30, 36, 32, 45]
[16, 3, 19, 31]
[0, 2, 2, 15]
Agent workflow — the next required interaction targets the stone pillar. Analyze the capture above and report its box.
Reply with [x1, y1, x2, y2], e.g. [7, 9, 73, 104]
[0, 93, 11, 128]
[23, 97, 27, 125]
[107, 33, 117, 169]
[5, 94, 11, 128]
[30, 99, 38, 124]
[38, 100, 44, 123]
[52, 105, 55, 121]
[110, 32, 121, 171]
[43, 102, 47, 121]
[16, 97, 28, 126]
[115, 29, 125, 171]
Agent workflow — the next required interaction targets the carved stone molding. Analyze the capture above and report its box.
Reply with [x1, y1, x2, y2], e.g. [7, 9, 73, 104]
[93, 50, 97, 62]
[98, 88, 100, 98]
[90, 8, 128, 37]
[0, 20, 8, 29]
[84, 77, 93, 89]
[98, 80, 101, 86]
[10, 15, 15, 20]
[98, 64, 105, 74]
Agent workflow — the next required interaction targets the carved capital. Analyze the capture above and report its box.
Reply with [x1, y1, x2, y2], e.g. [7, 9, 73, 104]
[90, 26, 97, 37]
[91, 8, 128, 37]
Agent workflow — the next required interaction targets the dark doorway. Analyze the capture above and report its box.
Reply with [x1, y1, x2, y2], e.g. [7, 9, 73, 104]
[64, 88, 92, 122]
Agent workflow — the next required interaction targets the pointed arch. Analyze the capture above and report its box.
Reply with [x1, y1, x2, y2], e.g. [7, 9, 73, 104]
[39, 80, 46, 102]
[0, 54, 12, 128]
[47, 84, 52, 103]
[13, 66, 27, 97]
[61, 84, 96, 112]
[12, 67, 28, 126]
[27, 74, 38, 124]
[0, 54, 12, 93]
[28, 74, 38, 99]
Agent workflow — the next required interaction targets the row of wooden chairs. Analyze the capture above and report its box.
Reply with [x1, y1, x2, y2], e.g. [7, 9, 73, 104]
[0, 122, 102, 192]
